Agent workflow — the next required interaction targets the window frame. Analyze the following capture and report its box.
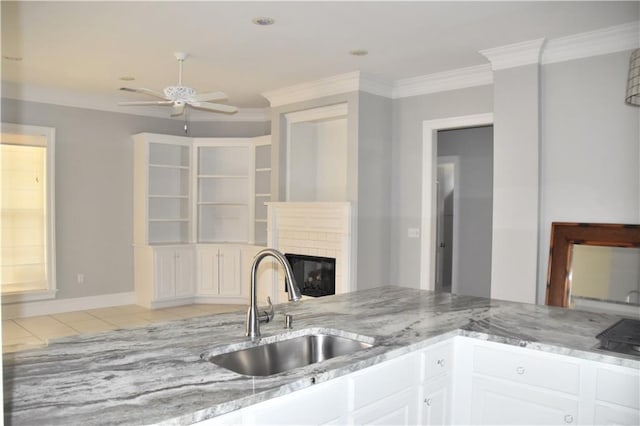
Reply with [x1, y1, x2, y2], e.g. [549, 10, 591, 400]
[1, 123, 57, 303]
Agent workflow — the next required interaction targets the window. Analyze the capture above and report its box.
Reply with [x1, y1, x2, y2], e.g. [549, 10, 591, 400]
[1, 124, 56, 302]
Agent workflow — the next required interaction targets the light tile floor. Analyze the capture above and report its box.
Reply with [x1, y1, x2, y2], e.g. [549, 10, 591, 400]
[2, 304, 246, 353]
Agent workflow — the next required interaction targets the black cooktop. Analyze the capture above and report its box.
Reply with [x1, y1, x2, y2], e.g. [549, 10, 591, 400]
[596, 318, 640, 356]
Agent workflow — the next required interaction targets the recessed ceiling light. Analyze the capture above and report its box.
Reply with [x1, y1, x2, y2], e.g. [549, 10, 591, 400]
[252, 16, 275, 26]
[349, 49, 368, 57]
[2, 55, 22, 61]
[119, 76, 135, 81]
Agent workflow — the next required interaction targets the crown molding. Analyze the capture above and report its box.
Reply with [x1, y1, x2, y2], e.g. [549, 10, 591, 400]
[542, 21, 640, 65]
[1, 82, 270, 122]
[261, 71, 394, 107]
[392, 64, 492, 99]
[480, 38, 546, 71]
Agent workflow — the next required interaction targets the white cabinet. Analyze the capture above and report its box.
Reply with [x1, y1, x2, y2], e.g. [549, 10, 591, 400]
[593, 365, 640, 425]
[245, 377, 349, 425]
[197, 245, 243, 300]
[419, 341, 453, 425]
[135, 245, 195, 308]
[192, 337, 639, 426]
[349, 351, 421, 425]
[133, 133, 271, 307]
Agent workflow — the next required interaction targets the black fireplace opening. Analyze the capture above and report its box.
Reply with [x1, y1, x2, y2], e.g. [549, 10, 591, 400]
[284, 253, 336, 297]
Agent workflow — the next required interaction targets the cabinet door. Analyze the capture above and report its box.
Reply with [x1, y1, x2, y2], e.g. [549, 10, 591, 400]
[153, 248, 177, 300]
[174, 248, 195, 297]
[471, 376, 578, 425]
[420, 376, 449, 425]
[246, 378, 349, 425]
[218, 247, 242, 296]
[594, 404, 640, 426]
[352, 387, 420, 426]
[198, 248, 222, 296]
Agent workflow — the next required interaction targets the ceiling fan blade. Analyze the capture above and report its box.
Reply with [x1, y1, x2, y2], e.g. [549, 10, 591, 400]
[118, 101, 174, 106]
[189, 91, 227, 102]
[171, 103, 186, 117]
[120, 87, 168, 100]
[189, 101, 238, 114]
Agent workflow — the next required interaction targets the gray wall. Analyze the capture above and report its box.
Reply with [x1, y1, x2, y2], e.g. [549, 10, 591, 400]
[390, 86, 494, 287]
[1, 98, 269, 300]
[356, 92, 393, 289]
[437, 126, 493, 298]
[537, 49, 640, 303]
[490, 64, 540, 304]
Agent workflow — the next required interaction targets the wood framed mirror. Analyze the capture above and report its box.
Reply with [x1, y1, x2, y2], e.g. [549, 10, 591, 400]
[545, 222, 640, 308]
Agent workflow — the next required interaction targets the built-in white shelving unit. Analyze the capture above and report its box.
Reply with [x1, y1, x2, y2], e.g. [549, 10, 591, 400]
[134, 134, 192, 245]
[133, 133, 271, 308]
[195, 141, 251, 243]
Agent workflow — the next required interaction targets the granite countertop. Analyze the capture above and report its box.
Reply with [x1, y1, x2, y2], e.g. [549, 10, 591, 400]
[3, 287, 639, 425]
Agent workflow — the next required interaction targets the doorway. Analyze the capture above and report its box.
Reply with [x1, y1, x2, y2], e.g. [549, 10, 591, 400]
[420, 113, 494, 296]
[435, 126, 493, 298]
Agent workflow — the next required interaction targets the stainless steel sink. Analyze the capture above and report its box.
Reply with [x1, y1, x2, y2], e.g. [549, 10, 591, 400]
[206, 332, 374, 376]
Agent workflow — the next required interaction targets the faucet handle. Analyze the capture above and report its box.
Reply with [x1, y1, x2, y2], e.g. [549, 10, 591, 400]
[258, 296, 274, 323]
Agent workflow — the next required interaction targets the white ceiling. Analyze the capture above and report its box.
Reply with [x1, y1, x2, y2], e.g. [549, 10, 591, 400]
[2, 1, 639, 114]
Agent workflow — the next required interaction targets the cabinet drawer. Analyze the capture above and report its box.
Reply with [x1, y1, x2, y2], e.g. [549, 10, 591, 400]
[473, 344, 580, 394]
[421, 341, 452, 381]
[595, 367, 640, 409]
[350, 352, 421, 409]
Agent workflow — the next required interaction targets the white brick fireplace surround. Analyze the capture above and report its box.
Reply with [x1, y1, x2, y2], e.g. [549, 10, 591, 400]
[266, 202, 355, 303]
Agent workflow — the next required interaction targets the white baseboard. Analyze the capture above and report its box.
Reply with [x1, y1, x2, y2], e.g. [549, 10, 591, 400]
[1, 292, 136, 320]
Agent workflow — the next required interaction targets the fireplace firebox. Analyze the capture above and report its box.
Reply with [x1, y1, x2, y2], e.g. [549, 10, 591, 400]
[284, 254, 336, 297]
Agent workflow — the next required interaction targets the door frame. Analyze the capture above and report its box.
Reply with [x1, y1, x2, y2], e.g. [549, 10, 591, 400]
[420, 113, 493, 291]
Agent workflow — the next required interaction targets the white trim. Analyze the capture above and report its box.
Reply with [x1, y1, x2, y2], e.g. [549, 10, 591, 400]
[284, 103, 348, 124]
[1, 292, 136, 320]
[263, 71, 361, 107]
[421, 113, 494, 291]
[480, 38, 546, 71]
[1, 123, 57, 302]
[1, 82, 270, 122]
[393, 64, 493, 99]
[542, 21, 640, 65]
[284, 103, 348, 201]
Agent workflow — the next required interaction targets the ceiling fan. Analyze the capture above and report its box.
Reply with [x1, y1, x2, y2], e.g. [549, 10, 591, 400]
[118, 52, 237, 117]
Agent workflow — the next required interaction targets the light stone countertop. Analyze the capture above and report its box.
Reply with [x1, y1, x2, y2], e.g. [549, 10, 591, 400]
[3, 287, 639, 425]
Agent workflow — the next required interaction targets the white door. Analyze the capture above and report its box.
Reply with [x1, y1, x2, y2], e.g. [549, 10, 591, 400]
[198, 247, 221, 295]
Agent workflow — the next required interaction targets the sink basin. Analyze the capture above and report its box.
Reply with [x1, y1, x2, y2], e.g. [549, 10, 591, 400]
[206, 332, 374, 376]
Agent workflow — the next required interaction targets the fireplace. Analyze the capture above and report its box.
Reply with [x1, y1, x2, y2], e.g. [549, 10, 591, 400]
[285, 253, 336, 297]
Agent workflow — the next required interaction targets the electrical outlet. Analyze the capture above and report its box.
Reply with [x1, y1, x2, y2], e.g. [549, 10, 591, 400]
[408, 228, 420, 238]
[77, 273, 85, 284]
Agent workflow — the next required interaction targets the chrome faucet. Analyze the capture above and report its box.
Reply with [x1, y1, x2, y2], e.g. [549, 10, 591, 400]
[246, 248, 302, 339]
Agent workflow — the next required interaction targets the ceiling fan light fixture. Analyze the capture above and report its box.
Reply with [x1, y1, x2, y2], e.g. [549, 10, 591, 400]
[119, 76, 135, 81]
[164, 86, 196, 100]
[252, 16, 275, 26]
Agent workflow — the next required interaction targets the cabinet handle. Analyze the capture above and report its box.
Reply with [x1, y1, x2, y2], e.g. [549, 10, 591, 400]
[564, 414, 573, 424]
[424, 398, 432, 406]
[516, 366, 525, 375]
[437, 359, 446, 367]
